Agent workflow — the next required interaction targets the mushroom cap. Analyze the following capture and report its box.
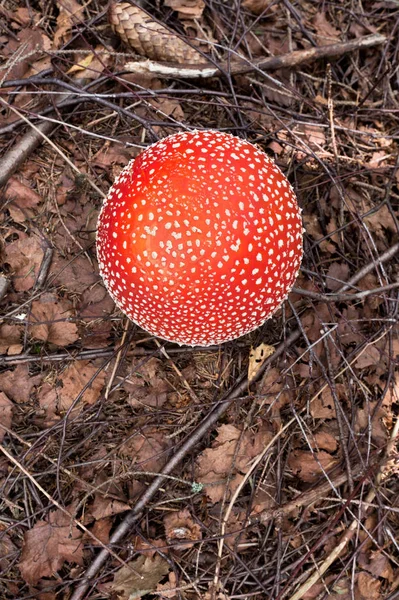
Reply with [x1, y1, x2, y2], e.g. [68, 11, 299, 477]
[96, 130, 303, 346]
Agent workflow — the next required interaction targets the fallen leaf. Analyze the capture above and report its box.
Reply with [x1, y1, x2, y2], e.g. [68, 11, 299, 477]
[312, 431, 338, 453]
[164, 0, 205, 19]
[52, 0, 84, 48]
[242, 0, 277, 16]
[288, 450, 337, 483]
[196, 424, 273, 503]
[29, 293, 79, 346]
[359, 550, 394, 581]
[164, 508, 202, 549]
[0, 364, 41, 404]
[5, 177, 41, 223]
[248, 343, 275, 382]
[19, 508, 83, 585]
[57, 361, 106, 411]
[0, 531, 17, 572]
[325, 262, 350, 292]
[355, 345, 380, 369]
[124, 357, 171, 408]
[0, 392, 13, 443]
[0, 324, 23, 354]
[312, 12, 340, 44]
[357, 571, 381, 600]
[37, 361, 106, 425]
[355, 401, 388, 448]
[133, 536, 167, 557]
[5, 233, 44, 292]
[88, 518, 113, 546]
[90, 472, 130, 520]
[310, 387, 337, 419]
[156, 571, 178, 599]
[109, 554, 170, 600]
[50, 254, 98, 294]
[119, 428, 170, 497]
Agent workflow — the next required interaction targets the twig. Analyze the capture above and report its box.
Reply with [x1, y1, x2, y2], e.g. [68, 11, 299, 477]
[292, 281, 399, 302]
[124, 34, 386, 79]
[0, 98, 105, 197]
[0, 276, 9, 302]
[70, 328, 301, 600]
[0, 441, 145, 574]
[286, 418, 399, 600]
[34, 248, 54, 291]
[70, 237, 399, 599]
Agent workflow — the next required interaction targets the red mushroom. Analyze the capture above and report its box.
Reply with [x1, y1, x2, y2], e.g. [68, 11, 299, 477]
[96, 130, 303, 346]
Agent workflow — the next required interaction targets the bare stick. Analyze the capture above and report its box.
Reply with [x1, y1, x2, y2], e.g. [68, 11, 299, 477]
[70, 328, 301, 600]
[0, 276, 9, 302]
[124, 33, 386, 79]
[286, 418, 399, 600]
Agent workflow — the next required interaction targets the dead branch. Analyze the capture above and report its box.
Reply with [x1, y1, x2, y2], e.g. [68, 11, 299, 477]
[123, 33, 386, 79]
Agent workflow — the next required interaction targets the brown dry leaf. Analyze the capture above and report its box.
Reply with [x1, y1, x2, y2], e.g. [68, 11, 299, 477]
[344, 187, 396, 238]
[50, 254, 98, 294]
[133, 536, 167, 557]
[164, 0, 205, 19]
[109, 554, 170, 600]
[19, 508, 83, 585]
[248, 343, 275, 382]
[310, 387, 336, 419]
[242, 0, 276, 16]
[325, 262, 350, 292]
[156, 571, 178, 599]
[37, 361, 105, 425]
[364, 204, 396, 239]
[124, 357, 170, 408]
[302, 303, 333, 343]
[5, 177, 41, 223]
[164, 508, 202, 549]
[0, 324, 23, 354]
[355, 401, 388, 448]
[0, 364, 41, 404]
[359, 550, 394, 581]
[57, 361, 106, 411]
[312, 431, 338, 453]
[337, 307, 363, 346]
[119, 429, 170, 494]
[312, 12, 340, 44]
[29, 293, 79, 346]
[0, 392, 13, 444]
[53, 0, 84, 49]
[294, 123, 327, 160]
[93, 143, 136, 169]
[288, 450, 337, 483]
[355, 345, 380, 369]
[196, 424, 273, 503]
[5, 233, 44, 292]
[67, 46, 112, 80]
[88, 518, 113, 546]
[79, 284, 115, 349]
[90, 472, 130, 520]
[0, 28, 49, 83]
[0, 530, 17, 572]
[357, 571, 381, 600]
[257, 367, 291, 409]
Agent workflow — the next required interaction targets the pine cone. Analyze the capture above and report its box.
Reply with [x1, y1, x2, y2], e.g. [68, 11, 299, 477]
[109, 3, 207, 65]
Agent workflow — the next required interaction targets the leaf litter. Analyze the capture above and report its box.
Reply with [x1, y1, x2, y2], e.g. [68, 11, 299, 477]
[0, 0, 398, 598]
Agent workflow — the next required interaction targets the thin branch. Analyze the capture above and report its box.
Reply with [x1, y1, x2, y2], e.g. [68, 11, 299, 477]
[124, 34, 386, 78]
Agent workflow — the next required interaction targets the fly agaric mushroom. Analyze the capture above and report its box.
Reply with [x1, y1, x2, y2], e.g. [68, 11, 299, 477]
[96, 130, 303, 346]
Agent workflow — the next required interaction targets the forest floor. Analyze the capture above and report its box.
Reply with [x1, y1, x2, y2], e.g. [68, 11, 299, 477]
[1, 0, 399, 599]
